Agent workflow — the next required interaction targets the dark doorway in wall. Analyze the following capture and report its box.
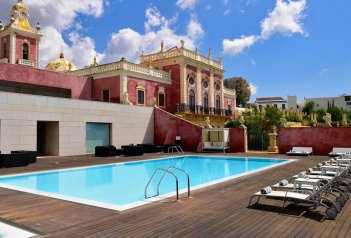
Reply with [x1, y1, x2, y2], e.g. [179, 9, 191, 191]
[37, 121, 59, 156]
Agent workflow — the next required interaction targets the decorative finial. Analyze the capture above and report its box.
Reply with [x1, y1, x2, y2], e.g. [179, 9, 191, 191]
[93, 56, 97, 65]
[160, 40, 164, 52]
[195, 47, 198, 53]
[141, 50, 144, 56]
[180, 40, 185, 48]
[68, 62, 72, 71]
[208, 48, 212, 58]
[36, 22, 41, 31]
[10, 15, 15, 24]
[218, 56, 222, 63]
[59, 46, 64, 58]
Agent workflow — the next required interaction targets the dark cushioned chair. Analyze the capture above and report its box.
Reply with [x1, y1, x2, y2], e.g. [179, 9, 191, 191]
[95, 146, 117, 157]
[1, 153, 30, 168]
[11, 151, 37, 163]
[122, 146, 143, 157]
[137, 144, 157, 153]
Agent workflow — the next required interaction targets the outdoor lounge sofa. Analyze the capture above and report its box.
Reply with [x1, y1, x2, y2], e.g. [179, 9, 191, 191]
[95, 146, 117, 157]
[329, 148, 351, 157]
[122, 145, 144, 157]
[286, 147, 313, 156]
[203, 142, 230, 153]
[11, 151, 37, 163]
[0, 152, 31, 168]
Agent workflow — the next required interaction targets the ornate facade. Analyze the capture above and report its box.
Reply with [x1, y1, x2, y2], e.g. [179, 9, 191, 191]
[0, 0, 236, 128]
[0, 0, 41, 68]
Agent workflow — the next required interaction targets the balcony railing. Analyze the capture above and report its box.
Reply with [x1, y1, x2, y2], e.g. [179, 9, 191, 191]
[18, 59, 35, 67]
[174, 104, 231, 117]
[1, 58, 9, 63]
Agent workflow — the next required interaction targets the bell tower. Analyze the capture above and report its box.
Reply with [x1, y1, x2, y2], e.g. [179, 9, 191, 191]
[0, 0, 42, 68]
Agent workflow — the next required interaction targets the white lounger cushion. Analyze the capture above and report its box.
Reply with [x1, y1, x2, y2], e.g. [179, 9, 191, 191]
[272, 183, 314, 190]
[331, 148, 351, 154]
[289, 147, 313, 153]
[253, 191, 310, 200]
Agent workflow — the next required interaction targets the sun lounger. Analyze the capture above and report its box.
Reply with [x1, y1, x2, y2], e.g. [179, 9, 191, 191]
[286, 147, 313, 156]
[329, 148, 351, 157]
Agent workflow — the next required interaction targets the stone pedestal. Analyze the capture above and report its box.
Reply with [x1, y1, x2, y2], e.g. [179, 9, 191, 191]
[268, 132, 278, 153]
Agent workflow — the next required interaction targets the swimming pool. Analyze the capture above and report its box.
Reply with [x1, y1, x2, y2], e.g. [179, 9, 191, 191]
[0, 156, 290, 211]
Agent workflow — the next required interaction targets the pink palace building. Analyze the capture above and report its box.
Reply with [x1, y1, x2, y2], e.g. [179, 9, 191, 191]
[0, 0, 237, 156]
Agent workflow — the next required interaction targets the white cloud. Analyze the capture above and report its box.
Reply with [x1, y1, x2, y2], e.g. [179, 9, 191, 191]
[176, 0, 200, 10]
[187, 16, 205, 40]
[223, 35, 257, 55]
[223, 0, 307, 55]
[249, 83, 258, 95]
[260, 0, 307, 39]
[250, 58, 256, 66]
[100, 7, 204, 63]
[145, 6, 166, 32]
[318, 67, 331, 76]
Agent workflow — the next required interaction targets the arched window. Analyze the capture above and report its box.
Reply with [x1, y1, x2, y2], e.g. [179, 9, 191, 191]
[203, 92, 209, 108]
[3, 41, 7, 59]
[189, 89, 195, 107]
[23, 42, 29, 60]
[228, 103, 231, 111]
[136, 82, 146, 105]
[216, 95, 221, 110]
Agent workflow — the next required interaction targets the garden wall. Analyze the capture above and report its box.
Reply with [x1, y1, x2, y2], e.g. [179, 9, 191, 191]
[230, 128, 248, 153]
[154, 107, 202, 152]
[278, 127, 351, 155]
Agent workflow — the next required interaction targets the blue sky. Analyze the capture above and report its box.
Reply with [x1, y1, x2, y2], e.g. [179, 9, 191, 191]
[1, 0, 350, 101]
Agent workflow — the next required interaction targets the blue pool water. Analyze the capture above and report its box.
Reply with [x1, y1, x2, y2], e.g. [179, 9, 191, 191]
[0, 156, 287, 209]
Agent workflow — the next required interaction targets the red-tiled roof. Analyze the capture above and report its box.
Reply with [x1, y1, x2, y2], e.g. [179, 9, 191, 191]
[256, 97, 285, 102]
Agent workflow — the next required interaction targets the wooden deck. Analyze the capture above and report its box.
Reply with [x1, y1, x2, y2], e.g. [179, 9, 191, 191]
[0, 153, 351, 238]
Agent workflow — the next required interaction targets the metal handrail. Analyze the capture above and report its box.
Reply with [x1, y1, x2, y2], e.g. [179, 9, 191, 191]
[167, 146, 185, 155]
[157, 166, 191, 198]
[145, 168, 179, 201]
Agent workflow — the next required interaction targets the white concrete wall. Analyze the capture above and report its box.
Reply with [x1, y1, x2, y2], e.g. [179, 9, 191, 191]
[0, 92, 154, 156]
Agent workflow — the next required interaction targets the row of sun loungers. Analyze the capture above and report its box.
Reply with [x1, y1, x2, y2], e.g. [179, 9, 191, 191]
[248, 155, 351, 219]
[286, 147, 351, 157]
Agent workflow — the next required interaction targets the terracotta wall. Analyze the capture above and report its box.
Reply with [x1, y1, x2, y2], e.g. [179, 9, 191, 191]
[93, 76, 120, 103]
[163, 64, 180, 112]
[154, 107, 202, 152]
[127, 76, 172, 109]
[0, 62, 92, 99]
[278, 127, 351, 155]
[229, 128, 247, 153]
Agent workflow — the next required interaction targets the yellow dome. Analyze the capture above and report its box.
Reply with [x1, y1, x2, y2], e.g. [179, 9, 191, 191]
[45, 53, 78, 72]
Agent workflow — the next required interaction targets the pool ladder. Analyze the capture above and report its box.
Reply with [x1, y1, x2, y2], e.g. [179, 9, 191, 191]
[145, 166, 191, 201]
[168, 146, 185, 155]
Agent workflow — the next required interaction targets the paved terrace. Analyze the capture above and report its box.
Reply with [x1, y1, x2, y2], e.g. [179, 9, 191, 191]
[0, 153, 350, 238]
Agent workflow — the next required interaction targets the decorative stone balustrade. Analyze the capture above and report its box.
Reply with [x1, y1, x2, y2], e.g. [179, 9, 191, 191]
[71, 61, 172, 83]
[18, 59, 35, 67]
[141, 48, 223, 70]
[0, 58, 9, 63]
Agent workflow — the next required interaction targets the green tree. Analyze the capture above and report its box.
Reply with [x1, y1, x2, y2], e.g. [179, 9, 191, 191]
[327, 106, 343, 122]
[302, 101, 315, 115]
[264, 105, 283, 131]
[224, 77, 251, 107]
[315, 109, 327, 122]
